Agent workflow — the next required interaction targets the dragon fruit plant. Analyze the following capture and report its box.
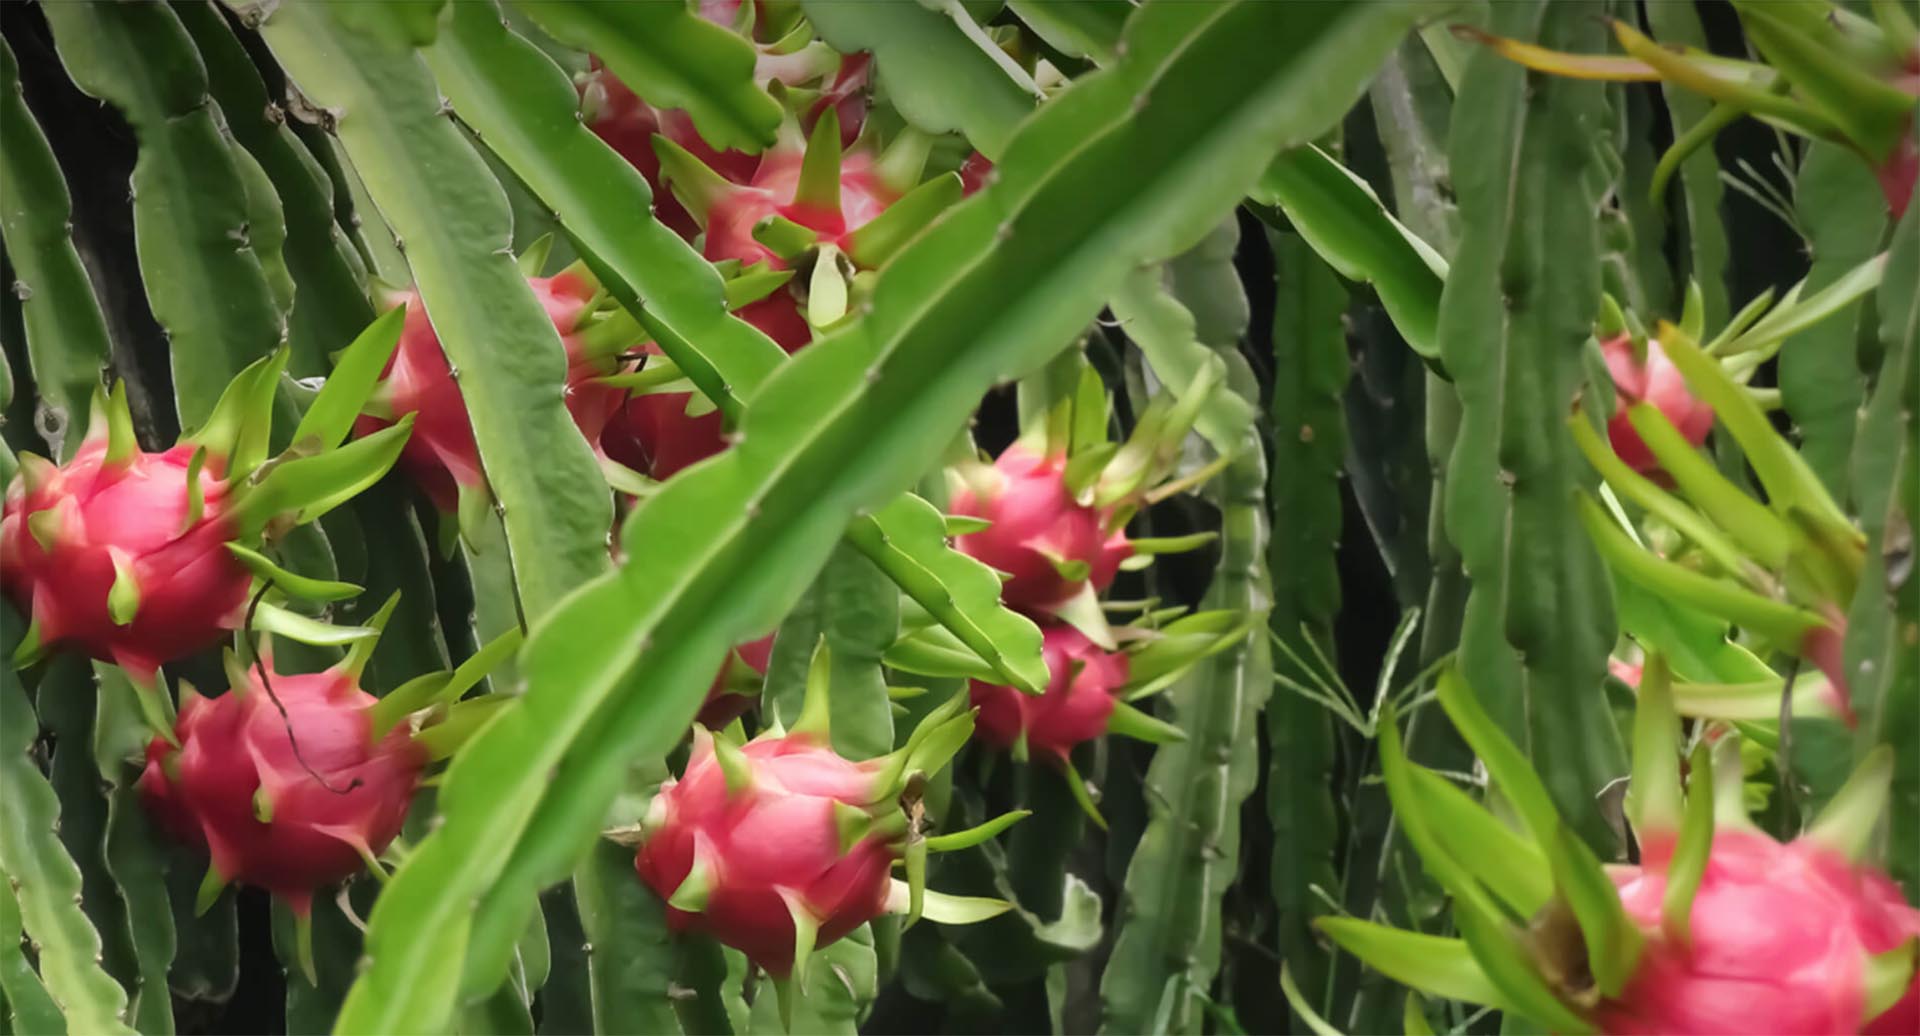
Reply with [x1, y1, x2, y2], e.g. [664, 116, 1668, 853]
[632, 642, 1016, 1024]
[2, 336, 412, 690]
[1319, 662, 1919, 1035]
[5, 2, 1916, 1035]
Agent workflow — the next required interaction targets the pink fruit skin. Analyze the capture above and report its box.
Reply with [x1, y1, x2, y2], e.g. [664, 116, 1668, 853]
[0, 440, 250, 681]
[1600, 830, 1918, 1035]
[1600, 334, 1715, 476]
[355, 272, 623, 511]
[949, 445, 1132, 610]
[697, 634, 776, 728]
[138, 665, 424, 916]
[969, 625, 1130, 763]
[634, 731, 893, 974]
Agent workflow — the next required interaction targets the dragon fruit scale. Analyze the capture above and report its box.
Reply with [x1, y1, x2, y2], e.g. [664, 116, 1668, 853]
[138, 658, 425, 917]
[1600, 333, 1714, 477]
[353, 270, 632, 512]
[4, 353, 411, 684]
[948, 445, 1132, 611]
[969, 624, 1129, 764]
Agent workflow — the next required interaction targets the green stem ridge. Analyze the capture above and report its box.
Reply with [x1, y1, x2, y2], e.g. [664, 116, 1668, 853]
[1437, 0, 1627, 851]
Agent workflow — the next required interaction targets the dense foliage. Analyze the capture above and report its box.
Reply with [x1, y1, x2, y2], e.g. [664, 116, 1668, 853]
[0, 1, 1915, 1034]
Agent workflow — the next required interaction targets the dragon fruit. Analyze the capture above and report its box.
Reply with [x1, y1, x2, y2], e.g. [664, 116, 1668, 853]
[635, 727, 898, 975]
[601, 357, 731, 481]
[698, 635, 775, 728]
[949, 445, 1132, 611]
[633, 666, 1002, 993]
[138, 659, 425, 917]
[1319, 664, 1920, 1036]
[1601, 829, 1914, 1034]
[3, 353, 410, 685]
[2, 439, 248, 683]
[577, 6, 870, 240]
[353, 271, 630, 511]
[969, 625, 1128, 763]
[1600, 334, 1714, 476]
[613, 112, 962, 480]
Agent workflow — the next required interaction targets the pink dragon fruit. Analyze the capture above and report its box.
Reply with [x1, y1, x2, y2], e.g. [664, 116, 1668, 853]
[949, 445, 1132, 611]
[577, 10, 870, 240]
[1601, 334, 1715, 476]
[969, 625, 1129, 763]
[635, 727, 902, 975]
[138, 659, 425, 916]
[354, 272, 627, 511]
[4, 345, 414, 685]
[1, 440, 249, 682]
[697, 634, 775, 728]
[613, 110, 960, 481]
[1600, 828, 1909, 1034]
[600, 343, 732, 481]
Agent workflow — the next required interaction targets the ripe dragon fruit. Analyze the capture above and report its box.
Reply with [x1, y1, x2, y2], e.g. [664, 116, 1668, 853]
[632, 661, 1010, 1008]
[601, 356, 731, 482]
[3, 350, 411, 685]
[138, 658, 425, 918]
[1600, 334, 1714, 476]
[969, 624, 1129, 763]
[1602, 828, 1916, 1034]
[609, 111, 962, 480]
[577, 5, 870, 239]
[1318, 663, 1920, 1036]
[2, 438, 247, 683]
[635, 726, 898, 975]
[948, 445, 1132, 611]
[353, 270, 632, 512]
